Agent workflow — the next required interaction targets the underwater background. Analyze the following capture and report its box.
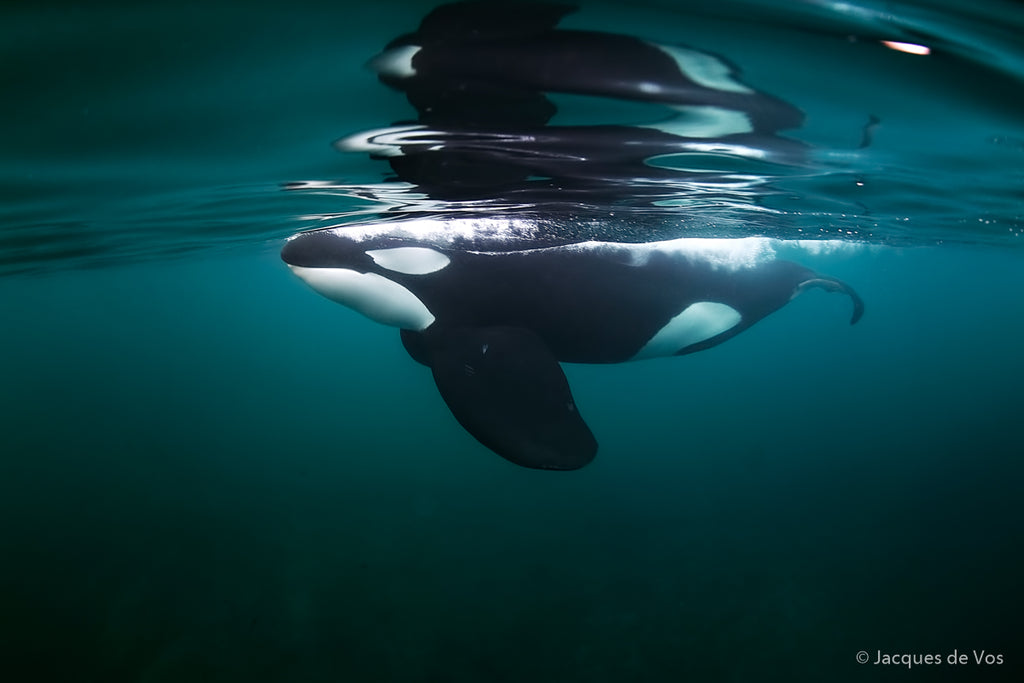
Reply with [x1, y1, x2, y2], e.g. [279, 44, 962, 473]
[2, 0, 1022, 681]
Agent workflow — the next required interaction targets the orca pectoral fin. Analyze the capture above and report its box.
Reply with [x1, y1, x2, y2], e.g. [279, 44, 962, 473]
[795, 276, 865, 325]
[422, 326, 597, 471]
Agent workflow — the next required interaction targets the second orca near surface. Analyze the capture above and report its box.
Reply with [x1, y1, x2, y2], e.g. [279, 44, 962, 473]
[282, 216, 863, 471]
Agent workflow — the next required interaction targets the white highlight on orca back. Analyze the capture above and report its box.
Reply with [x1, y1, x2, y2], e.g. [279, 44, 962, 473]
[655, 44, 753, 94]
[308, 221, 785, 270]
[633, 301, 741, 360]
[320, 216, 539, 247]
[619, 237, 775, 270]
[368, 45, 420, 78]
[366, 247, 450, 275]
[288, 265, 435, 330]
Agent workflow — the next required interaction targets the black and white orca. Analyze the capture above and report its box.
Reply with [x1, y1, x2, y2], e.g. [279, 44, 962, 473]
[329, 1, 808, 211]
[336, 118, 807, 201]
[370, 1, 802, 132]
[281, 217, 863, 471]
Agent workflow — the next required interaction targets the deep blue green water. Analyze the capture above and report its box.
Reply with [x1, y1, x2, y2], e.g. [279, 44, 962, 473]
[2, 1, 1023, 681]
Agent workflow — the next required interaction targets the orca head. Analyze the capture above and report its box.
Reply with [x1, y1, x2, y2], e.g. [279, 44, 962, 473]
[281, 226, 375, 271]
[281, 228, 451, 330]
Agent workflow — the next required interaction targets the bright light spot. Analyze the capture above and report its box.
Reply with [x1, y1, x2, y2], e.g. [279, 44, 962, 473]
[881, 40, 931, 55]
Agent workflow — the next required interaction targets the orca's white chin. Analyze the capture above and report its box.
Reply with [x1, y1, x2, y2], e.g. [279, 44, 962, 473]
[287, 265, 435, 330]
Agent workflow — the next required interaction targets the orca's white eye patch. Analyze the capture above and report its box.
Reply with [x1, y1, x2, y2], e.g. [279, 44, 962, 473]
[288, 265, 435, 330]
[633, 301, 741, 359]
[366, 247, 451, 275]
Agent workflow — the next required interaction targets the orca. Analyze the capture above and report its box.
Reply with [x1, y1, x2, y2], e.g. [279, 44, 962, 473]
[324, 1, 809, 214]
[281, 217, 863, 471]
[370, 1, 803, 132]
[335, 118, 807, 203]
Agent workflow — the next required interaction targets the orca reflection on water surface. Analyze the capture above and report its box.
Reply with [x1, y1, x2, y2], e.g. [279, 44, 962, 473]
[282, 217, 863, 470]
[370, 0, 802, 131]
[331, 0, 808, 207]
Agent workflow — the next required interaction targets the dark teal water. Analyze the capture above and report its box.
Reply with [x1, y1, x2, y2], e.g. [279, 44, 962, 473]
[2, 1, 1023, 681]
